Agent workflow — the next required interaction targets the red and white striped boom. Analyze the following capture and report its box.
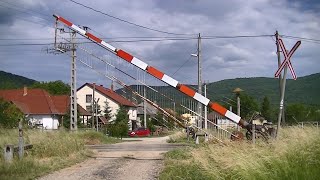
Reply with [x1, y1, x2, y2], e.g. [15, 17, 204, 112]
[54, 14, 249, 128]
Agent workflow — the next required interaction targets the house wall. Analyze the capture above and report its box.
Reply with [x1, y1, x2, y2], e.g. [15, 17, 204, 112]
[77, 85, 120, 121]
[28, 114, 59, 129]
[217, 119, 237, 129]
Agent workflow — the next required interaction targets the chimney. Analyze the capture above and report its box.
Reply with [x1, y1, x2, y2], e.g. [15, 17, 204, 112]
[110, 82, 114, 91]
[23, 86, 28, 96]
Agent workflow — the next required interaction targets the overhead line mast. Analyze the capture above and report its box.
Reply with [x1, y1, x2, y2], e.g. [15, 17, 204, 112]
[53, 14, 250, 130]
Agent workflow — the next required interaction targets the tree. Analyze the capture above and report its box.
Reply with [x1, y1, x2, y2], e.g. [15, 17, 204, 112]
[115, 106, 128, 123]
[108, 106, 129, 138]
[261, 96, 272, 121]
[232, 93, 259, 119]
[103, 100, 112, 120]
[0, 98, 24, 128]
[285, 103, 306, 124]
[30, 80, 70, 95]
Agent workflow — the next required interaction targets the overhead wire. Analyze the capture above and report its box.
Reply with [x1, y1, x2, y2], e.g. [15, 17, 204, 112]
[68, 0, 196, 36]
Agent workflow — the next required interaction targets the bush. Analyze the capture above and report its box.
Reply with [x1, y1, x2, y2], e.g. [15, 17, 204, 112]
[108, 122, 128, 139]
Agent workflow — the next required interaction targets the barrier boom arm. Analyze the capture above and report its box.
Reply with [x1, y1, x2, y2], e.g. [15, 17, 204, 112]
[54, 14, 249, 129]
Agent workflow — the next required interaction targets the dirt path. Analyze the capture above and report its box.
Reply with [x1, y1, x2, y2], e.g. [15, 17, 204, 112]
[39, 136, 182, 180]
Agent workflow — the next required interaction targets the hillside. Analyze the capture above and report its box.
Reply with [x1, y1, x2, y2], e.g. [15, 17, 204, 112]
[118, 73, 320, 106]
[207, 73, 320, 106]
[0, 71, 36, 89]
[1, 70, 319, 106]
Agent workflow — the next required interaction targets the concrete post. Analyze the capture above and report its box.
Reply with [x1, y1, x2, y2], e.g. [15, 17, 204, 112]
[4, 145, 14, 163]
[18, 120, 24, 159]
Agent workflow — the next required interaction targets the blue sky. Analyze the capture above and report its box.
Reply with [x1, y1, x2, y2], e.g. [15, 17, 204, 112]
[0, 0, 319, 89]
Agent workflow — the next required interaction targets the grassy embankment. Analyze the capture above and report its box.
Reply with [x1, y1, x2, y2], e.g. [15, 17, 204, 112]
[0, 129, 119, 180]
[161, 127, 320, 180]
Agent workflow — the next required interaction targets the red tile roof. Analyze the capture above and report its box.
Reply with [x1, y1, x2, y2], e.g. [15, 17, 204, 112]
[0, 88, 58, 115]
[0, 88, 90, 116]
[78, 83, 136, 107]
[52, 95, 91, 116]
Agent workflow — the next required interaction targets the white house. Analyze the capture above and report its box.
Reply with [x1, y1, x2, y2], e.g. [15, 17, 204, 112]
[77, 83, 137, 130]
[0, 88, 60, 130]
[0, 87, 91, 130]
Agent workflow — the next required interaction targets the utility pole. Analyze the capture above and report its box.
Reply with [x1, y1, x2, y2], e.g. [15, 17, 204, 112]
[197, 33, 202, 128]
[96, 98, 100, 131]
[92, 83, 95, 129]
[275, 31, 286, 128]
[70, 31, 77, 131]
[144, 86, 147, 128]
[204, 82, 208, 129]
[275, 33, 289, 139]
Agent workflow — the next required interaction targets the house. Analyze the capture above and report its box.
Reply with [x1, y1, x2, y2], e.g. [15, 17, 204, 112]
[208, 111, 237, 129]
[77, 83, 137, 130]
[51, 95, 91, 126]
[0, 87, 90, 129]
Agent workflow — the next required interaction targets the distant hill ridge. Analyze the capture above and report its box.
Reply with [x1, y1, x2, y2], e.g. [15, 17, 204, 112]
[206, 73, 320, 106]
[0, 71, 36, 89]
[118, 73, 320, 106]
[1, 70, 319, 105]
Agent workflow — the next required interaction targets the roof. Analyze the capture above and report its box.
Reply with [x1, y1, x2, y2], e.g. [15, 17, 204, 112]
[0, 88, 58, 115]
[0, 88, 90, 116]
[52, 95, 91, 116]
[78, 83, 136, 107]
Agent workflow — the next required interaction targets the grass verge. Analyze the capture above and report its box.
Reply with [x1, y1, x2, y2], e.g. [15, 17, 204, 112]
[160, 127, 320, 180]
[0, 129, 120, 180]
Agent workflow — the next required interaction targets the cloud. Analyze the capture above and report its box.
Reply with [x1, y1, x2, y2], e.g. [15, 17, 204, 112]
[0, 0, 319, 89]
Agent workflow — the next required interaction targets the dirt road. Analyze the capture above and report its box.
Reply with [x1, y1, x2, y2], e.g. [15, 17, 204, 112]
[39, 136, 184, 180]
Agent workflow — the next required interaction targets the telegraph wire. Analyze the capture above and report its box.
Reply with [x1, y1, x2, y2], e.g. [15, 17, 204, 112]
[68, 0, 196, 36]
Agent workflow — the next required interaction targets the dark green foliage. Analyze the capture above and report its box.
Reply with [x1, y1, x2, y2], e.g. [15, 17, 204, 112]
[0, 71, 36, 90]
[114, 106, 128, 123]
[62, 108, 82, 129]
[0, 98, 24, 128]
[30, 80, 70, 95]
[261, 96, 272, 121]
[117, 73, 320, 108]
[284, 103, 320, 124]
[103, 101, 112, 120]
[231, 93, 259, 119]
[108, 106, 129, 138]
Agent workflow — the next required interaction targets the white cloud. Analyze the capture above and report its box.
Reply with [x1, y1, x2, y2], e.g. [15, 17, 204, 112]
[0, 0, 319, 88]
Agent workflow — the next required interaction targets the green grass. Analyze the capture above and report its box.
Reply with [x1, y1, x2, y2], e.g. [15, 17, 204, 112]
[160, 127, 320, 180]
[0, 129, 120, 179]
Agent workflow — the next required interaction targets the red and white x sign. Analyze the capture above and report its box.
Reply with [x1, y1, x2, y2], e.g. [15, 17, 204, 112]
[275, 38, 301, 80]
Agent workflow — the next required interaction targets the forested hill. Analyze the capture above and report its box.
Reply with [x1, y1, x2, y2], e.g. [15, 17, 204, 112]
[119, 73, 320, 106]
[0, 71, 36, 89]
[206, 73, 320, 106]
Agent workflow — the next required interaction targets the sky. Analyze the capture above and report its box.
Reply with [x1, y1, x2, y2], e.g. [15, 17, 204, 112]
[0, 0, 319, 89]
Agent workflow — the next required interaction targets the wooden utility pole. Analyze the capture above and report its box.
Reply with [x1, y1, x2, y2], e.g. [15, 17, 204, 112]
[197, 33, 202, 128]
[204, 82, 207, 129]
[92, 83, 95, 129]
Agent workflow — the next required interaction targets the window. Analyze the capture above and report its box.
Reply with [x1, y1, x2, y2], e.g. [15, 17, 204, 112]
[86, 94, 92, 103]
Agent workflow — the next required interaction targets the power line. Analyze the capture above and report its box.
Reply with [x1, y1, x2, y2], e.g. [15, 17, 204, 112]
[281, 35, 320, 44]
[202, 34, 274, 39]
[68, 0, 195, 36]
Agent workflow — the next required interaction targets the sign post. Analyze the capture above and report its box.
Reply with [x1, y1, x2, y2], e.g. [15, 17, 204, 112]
[275, 38, 301, 139]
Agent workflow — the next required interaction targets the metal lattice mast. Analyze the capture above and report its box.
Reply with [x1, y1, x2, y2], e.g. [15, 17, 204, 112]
[70, 31, 77, 131]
